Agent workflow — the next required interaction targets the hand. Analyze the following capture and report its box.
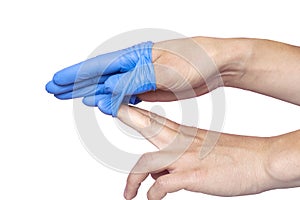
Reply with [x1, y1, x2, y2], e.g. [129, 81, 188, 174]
[46, 37, 247, 115]
[117, 105, 275, 199]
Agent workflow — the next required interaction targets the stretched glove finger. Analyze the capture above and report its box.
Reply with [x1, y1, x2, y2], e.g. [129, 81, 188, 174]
[83, 94, 141, 107]
[105, 61, 155, 95]
[108, 55, 156, 117]
[45, 74, 110, 95]
[96, 94, 113, 115]
[54, 84, 107, 100]
[52, 42, 153, 86]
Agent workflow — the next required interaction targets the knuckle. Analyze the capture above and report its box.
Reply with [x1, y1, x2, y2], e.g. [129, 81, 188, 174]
[142, 111, 159, 128]
[140, 152, 152, 163]
[143, 115, 155, 129]
[136, 152, 154, 171]
[131, 154, 149, 173]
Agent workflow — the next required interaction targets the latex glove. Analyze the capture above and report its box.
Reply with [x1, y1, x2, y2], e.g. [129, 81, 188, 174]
[46, 41, 156, 116]
[117, 105, 276, 199]
[82, 93, 138, 116]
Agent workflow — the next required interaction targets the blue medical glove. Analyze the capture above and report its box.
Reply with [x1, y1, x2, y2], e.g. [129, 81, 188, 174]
[45, 41, 156, 117]
[82, 94, 141, 115]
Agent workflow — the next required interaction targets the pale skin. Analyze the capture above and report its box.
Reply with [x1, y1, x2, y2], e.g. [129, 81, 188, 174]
[116, 37, 300, 199]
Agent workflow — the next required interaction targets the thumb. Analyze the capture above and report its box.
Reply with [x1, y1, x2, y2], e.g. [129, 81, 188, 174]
[96, 94, 113, 115]
[104, 56, 156, 95]
[104, 73, 125, 94]
[94, 94, 140, 116]
[104, 72, 142, 94]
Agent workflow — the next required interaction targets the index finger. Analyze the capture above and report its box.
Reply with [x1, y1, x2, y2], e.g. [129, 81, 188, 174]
[53, 49, 126, 85]
[117, 105, 178, 149]
[124, 151, 169, 200]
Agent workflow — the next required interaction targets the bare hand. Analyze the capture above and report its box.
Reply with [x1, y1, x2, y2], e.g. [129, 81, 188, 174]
[117, 105, 274, 200]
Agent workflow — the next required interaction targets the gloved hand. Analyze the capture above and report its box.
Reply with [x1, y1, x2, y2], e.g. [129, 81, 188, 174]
[117, 105, 274, 199]
[46, 41, 156, 116]
[47, 37, 240, 116]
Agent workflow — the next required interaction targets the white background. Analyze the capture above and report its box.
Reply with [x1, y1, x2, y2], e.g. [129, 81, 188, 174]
[1, 0, 300, 199]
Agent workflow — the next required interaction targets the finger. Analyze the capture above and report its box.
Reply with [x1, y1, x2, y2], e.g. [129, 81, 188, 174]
[104, 73, 139, 94]
[95, 94, 112, 115]
[45, 75, 110, 95]
[95, 94, 141, 115]
[130, 106, 180, 132]
[124, 172, 149, 200]
[83, 94, 141, 107]
[124, 151, 169, 200]
[54, 84, 107, 100]
[53, 49, 129, 85]
[53, 41, 153, 86]
[104, 73, 125, 93]
[147, 173, 188, 200]
[117, 105, 178, 149]
[104, 67, 156, 95]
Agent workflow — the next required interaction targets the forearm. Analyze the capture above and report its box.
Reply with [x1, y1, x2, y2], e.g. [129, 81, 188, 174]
[193, 38, 300, 190]
[266, 129, 300, 189]
[219, 38, 300, 105]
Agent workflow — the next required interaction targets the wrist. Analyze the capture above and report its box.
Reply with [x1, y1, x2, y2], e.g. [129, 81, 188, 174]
[194, 37, 254, 87]
[264, 131, 300, 189]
